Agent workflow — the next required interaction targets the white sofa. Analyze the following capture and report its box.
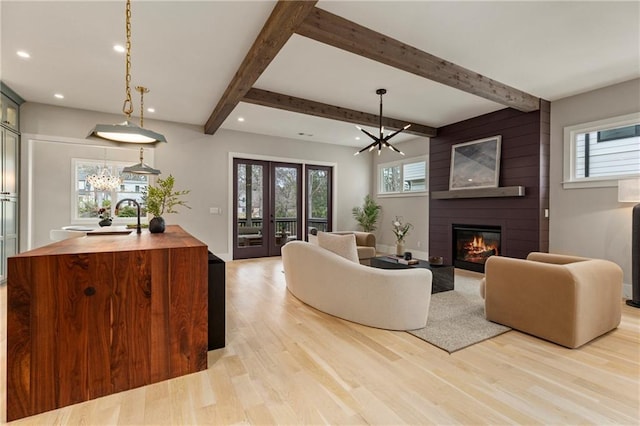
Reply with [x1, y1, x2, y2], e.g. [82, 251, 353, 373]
[282, 241, 432, 330]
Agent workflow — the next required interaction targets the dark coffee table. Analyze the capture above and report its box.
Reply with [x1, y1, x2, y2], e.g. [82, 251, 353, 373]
[370, 256, 454, 294]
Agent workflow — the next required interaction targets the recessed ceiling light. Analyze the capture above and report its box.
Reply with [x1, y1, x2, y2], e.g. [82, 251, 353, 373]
[147, 107, 155, 113]
[17, 50, 30, 59]
[113, 44, 125, 53]
[237, 117, 245, 122]
[54, 93, 64, 99]
[355, 136, 361, 140]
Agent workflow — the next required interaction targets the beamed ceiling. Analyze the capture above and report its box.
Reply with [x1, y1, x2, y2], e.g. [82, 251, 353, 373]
[205, 1, 540, 138]
[1, 1, 638, 148]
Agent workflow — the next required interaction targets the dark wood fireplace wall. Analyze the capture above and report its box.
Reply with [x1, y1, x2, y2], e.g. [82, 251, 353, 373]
[429, 103, 550, 266]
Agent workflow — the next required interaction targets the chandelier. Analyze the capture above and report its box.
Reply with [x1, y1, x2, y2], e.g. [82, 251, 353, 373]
[87, 167, 121, 191]
[87, 0, 167, 144]
[354, 89, 410, 156]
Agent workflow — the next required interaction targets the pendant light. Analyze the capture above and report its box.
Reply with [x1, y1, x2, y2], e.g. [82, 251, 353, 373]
[354, 89, 409, 156]
[87, 0, 167, 144]
[87, 149, 122, 191]
[123, 147, 161, 175]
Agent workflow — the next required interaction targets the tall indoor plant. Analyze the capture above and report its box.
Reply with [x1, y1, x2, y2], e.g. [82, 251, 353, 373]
[143, 174, 191, 233]
[352, 195, 381, 232]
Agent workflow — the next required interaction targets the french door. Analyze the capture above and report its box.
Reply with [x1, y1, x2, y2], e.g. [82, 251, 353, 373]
[233, 159, 303, 259]
[305, 165, 332, 241]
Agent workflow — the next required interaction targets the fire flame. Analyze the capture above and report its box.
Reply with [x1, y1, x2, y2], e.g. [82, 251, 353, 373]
[463, 235, 499, 258]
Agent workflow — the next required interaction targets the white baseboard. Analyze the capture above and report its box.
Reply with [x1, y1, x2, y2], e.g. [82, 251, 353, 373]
[623, 283, 631, 299]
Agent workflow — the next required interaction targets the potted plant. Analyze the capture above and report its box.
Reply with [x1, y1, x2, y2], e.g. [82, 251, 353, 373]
[352, 195, 381, 232]
[142, 174, 191, 233]
[98, 208, 112, 227]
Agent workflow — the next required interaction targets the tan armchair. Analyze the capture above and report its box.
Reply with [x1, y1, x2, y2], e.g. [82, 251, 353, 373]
[482, 252, 623, 348]
[331, 231, 376, 264]
[309, 231, 376, 264]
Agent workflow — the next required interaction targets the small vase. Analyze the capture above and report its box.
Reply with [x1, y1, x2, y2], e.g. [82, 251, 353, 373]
[98, 218, 112, 227]
[396, 242, 404, 256]
[149, 216, 166, 233]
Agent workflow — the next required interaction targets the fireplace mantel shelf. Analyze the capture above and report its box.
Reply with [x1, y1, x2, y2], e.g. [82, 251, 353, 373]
[431, 186, 525, 199]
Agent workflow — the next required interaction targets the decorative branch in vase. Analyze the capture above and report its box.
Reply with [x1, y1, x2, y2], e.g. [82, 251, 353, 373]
[142, 174, 191, 233]
[392, 216, 413, 256]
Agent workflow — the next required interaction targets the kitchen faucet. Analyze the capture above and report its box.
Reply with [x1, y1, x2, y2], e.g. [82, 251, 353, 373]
[115, 198, 141, 234]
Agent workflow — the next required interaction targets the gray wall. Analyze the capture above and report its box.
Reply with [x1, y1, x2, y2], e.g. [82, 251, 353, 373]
[550, 78, 640, 297]
[20, 103, 372, 259]
[372, 137, 430, 258]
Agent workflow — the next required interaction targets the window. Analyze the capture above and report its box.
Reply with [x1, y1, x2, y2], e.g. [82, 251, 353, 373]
[564, 113, 640, 188]
[73, 159, 149, 222]
[378, 156, 428, 196]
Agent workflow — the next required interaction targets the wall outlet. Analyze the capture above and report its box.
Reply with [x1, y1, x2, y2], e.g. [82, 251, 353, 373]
[417, 241, 421, 248]
[209, 207, 222, 215]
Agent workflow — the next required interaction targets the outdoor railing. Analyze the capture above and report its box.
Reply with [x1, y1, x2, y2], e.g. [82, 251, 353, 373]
[308, 219, 328, 232]
[238, 217, 329, 237]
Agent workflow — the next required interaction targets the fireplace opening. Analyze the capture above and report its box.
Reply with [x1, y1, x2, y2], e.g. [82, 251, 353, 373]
[452, 224, 501, 273]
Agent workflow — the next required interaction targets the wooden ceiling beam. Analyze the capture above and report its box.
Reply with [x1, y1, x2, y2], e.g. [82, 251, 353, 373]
[297, 7, 540, 112]
[204, 0, 318, 135]
[242, 88, 437, 138]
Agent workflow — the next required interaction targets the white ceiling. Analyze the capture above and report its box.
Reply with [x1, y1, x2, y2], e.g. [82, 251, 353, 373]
[2, 1, 639, 148]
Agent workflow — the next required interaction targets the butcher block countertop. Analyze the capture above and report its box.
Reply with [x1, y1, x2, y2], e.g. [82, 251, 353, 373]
[6, 225, 209, 421]
[17, 225, 207, 257]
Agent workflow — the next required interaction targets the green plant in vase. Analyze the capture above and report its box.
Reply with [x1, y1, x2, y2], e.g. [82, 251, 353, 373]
[142, 174, 191, 233]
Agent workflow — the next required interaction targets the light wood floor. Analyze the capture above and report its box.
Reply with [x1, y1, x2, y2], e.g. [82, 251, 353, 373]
[1, 257, 639, 425]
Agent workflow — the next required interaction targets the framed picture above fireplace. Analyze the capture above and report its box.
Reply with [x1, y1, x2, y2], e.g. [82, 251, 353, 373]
[449, 135, 502, 190]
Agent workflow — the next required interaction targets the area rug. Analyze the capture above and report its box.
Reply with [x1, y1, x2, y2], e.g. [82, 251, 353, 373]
[407, 270, 511, 353]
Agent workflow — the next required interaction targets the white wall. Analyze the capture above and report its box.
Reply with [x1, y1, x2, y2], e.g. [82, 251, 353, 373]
[20, 103, 372, 259]
[25, 139, 151, 249]
[371, 137, 430, 258]
[550, 78, 640, 297]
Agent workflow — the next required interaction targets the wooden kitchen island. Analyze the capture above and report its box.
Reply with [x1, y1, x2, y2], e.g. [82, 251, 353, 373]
[6, 225, 208, 421]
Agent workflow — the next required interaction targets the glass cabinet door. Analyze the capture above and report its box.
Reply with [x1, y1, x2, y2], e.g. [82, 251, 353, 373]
[0, 197, 18, 282]
[2, 130, 19, 195]
[1, 93, 19, 132]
